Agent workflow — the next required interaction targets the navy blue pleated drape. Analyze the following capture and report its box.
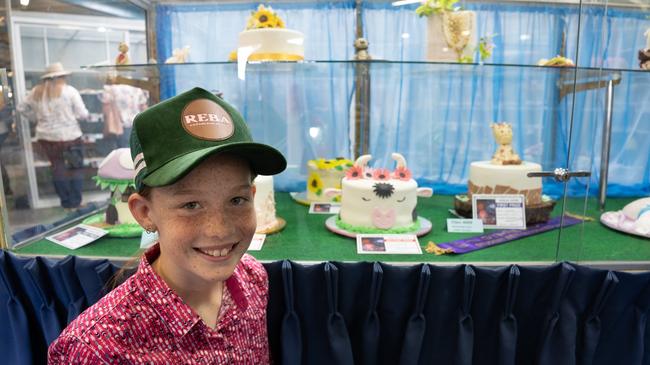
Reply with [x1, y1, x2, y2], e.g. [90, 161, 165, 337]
[2, 251, 650, 364]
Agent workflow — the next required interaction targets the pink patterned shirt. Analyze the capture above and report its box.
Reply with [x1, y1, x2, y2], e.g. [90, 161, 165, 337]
[48, 244, 270, 364]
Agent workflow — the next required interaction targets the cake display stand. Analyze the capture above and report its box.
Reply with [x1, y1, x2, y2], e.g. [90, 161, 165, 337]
[82, 213, 144, 238]
[600, 211, 650, 239]
[325, 216, 432, 239]
[256, 217, 287, 235]
[453, 194, 557, 225]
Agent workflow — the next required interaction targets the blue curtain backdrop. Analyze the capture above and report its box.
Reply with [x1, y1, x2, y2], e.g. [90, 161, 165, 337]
[155, 1, 356, 192]
[2, 251, 650, 365]
[154, 1, 650, 197]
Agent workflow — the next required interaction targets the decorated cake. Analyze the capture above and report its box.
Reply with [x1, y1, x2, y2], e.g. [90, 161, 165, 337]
[85, 148, 142, 236]
[456, 122, 554, 224]
[639, 28, 650, 70]
[601, 197, 650, 238]
[468, 123, 542, 205]
[325, 153, 433, 233]
[417, 0, 477, 62]
[229, 5, 304, 62]
[254, 175, 285, 234]
[306, 157, 354, 202]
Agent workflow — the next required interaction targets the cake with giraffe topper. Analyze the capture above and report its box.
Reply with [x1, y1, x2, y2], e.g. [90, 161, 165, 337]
[455, 122, 555, 224]
[324, 153, 433, 236]
[229, 4, 304, 62]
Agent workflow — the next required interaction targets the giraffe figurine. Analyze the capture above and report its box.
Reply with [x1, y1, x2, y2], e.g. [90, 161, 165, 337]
[490, 122, 522, 165]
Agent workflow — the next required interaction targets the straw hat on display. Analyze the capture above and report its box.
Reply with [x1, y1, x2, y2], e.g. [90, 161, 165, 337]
[40, 62, 71, 79]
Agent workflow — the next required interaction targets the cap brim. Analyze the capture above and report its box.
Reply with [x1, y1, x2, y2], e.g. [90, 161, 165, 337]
[41, 71, 72, 79]
[142, 142, 287, 187]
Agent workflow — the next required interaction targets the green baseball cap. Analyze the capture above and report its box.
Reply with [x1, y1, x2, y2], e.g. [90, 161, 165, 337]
[130, 87, 286, 190]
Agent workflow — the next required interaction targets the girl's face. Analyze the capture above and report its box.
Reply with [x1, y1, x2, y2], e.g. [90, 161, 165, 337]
[130, 153, 257, 285]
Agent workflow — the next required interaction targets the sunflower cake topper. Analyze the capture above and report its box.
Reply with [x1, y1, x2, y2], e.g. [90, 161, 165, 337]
[246, 4, 285, 30]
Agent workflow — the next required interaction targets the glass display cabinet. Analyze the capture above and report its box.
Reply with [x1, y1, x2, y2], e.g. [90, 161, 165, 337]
[1, 0, 649, 269]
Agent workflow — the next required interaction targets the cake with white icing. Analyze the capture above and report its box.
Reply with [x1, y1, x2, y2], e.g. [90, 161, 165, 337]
[229, 5, 304, 62]
[306, 157, 353, 202]
[468, 123, 542, 205]
[325, 153, 432, 233]
[254, 175, 284, 234]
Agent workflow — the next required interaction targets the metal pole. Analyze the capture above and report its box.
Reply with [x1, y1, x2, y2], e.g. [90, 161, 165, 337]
[599, 79, 614, 211]
[0, 68, 10, 249]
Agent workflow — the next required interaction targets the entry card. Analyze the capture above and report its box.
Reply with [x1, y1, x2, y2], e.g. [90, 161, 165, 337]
[309, 202, 341, 215]
[356, 234, 422, 255]
[447, 218, 484, 233]
[472, 194, 527, 229]
[46, 224, 108, 250]
[247, 234, 266, 251]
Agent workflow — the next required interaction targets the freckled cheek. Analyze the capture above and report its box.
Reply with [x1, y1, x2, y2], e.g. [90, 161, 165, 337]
[230, 208, 257, 234]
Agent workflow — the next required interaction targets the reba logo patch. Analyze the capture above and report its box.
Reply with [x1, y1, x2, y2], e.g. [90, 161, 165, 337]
[181, 99, 234, 140]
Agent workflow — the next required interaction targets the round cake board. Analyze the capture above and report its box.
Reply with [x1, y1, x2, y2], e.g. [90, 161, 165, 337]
[82, 213, 144, 238]
[256, 217, 286, 235]
[325, 216, 432, 239]
[289, 191, 311, 206]
[600, 211, 650, 239]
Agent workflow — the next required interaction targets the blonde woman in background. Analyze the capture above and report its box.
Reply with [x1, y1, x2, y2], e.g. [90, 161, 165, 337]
[18, 63, 89, 211]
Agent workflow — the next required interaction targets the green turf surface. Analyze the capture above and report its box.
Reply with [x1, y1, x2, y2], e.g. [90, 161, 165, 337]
[11, 193, 650, 263]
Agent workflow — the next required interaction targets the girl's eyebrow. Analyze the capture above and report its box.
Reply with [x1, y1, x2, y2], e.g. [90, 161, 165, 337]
[170, 184, 252, 196]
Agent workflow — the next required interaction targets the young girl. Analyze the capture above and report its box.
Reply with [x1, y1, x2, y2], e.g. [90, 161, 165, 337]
[48, 87, 286, 364]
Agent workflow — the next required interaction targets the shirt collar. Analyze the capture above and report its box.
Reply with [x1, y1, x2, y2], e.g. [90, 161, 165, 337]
[135, 243, 249, 337]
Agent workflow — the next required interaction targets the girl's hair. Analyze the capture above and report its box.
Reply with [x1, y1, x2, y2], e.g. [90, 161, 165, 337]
[32, 77, 65, 102]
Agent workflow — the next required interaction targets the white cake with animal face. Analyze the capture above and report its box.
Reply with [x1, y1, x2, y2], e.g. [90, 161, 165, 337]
[325, 153, 432, 233]
[229, 5, 304, 62]
[253, 175, 282, 234]
[468, 123, 543, 205]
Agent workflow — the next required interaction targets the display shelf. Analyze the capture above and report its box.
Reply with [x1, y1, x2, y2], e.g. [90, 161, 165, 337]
[10, 193, 650, 269]
[85, 60, 650, 74]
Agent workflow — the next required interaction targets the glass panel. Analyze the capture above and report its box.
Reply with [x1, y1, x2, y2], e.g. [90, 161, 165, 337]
[7, 9, 146, 249]
[6, 0, 647, 267]
[557, 0, 650, 266]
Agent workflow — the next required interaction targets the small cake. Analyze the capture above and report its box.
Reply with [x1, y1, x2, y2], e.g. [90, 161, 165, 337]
[425, 10, 477, 62]
[468, 123, 542, 205]
[229, 5, 304, 62]
[253, 175, 284, 234]
[87, 148, 142, 236]
[325, 153, 432, 233]
[306, 157, 353, 202]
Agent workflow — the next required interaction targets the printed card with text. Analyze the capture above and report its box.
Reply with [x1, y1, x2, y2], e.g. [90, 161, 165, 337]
[309, 202, 341, 215]
[247, 234, 266, 251]
[46, 224, 108, 250]
[471, 194, 526, 229]
[356, 234, 422, 254]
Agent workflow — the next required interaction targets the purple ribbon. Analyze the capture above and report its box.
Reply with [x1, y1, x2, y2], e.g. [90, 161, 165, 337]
[436, 216, 583, 254]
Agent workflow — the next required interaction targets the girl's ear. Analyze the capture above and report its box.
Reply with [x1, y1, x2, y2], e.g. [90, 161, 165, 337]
[128, 193, 155, 231]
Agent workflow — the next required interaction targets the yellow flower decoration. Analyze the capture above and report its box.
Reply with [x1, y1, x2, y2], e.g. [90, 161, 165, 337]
[307, 172, 324, 196]
[246, 5, 285, 30]
[314, 158, 353, 170]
